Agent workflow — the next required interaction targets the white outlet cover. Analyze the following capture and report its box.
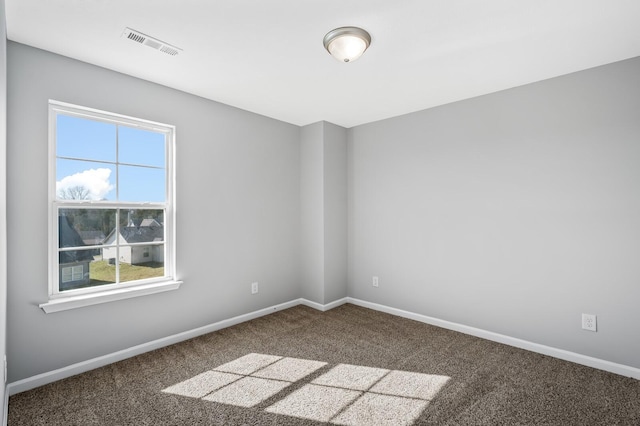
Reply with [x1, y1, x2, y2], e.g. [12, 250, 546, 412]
[582, 313, 597, 332]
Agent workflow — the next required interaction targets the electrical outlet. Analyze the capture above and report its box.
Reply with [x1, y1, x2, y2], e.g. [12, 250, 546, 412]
[582, 313, 597, 332]
[372, 276, 379, 287]
[251, 282, 259, 294]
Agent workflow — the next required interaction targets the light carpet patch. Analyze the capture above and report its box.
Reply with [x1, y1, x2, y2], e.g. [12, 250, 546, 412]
[370, 370, 450, 400]
[202, 376, 290, 408]
[333, 393, 429, 426]
[161, 371, 242, 398]
[253, 357, 327, 382]
[213, 353, 282, 375]
[312, 364, 390, 391]
[266, 384, 361, 422]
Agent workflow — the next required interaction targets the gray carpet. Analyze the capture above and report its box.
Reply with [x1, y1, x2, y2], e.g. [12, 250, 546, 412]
[8, 304, 640, 425]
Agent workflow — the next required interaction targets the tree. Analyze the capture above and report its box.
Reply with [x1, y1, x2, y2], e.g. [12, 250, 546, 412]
[58, 185, 90, 200]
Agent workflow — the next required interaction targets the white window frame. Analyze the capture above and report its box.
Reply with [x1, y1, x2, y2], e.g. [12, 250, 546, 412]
[40, 100, 181, 313]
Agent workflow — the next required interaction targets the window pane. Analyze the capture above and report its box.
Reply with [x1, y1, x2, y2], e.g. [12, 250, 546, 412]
[61, 266, 72, 283]
[61, 264, 87, 284]
[56, 159, 116, 201]
[115, 209, 165, 281]
[57, 114, 116, 162]
[118, 126, 165, 167]
[71, 265, 84, 281]
[59, 250, 115, 291]
[112, 209, 165, 279]
[119, 248, 165, 283]
[59, 209, 116, 248]
[118, 165, 165, 202]
[89, 258, 117, 288]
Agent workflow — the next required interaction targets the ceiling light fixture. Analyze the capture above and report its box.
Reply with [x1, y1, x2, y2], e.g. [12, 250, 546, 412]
[323, 26, 371, 63]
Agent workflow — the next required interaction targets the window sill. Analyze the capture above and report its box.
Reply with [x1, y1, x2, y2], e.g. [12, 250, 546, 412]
[39, 280, 182, 314]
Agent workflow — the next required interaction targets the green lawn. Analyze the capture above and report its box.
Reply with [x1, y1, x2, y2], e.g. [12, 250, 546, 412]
[90, 260, 164, 284]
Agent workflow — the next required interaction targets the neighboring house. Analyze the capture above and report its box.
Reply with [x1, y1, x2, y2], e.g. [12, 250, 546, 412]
[102, 220, 164, 265]
[139, 218, 161, 228]
[78, 230, 105, 257]
[58, 215, 92, 290]
[78, 230, 106, 246]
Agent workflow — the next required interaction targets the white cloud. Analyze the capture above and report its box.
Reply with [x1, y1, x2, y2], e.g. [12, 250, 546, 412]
[56, 168, 115, 200]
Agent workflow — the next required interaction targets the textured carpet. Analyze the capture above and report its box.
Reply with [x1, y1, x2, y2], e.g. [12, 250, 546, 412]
[8, 304, 640, 425]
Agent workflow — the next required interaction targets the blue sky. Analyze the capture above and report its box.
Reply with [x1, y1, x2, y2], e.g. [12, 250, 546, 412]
[56, 114, 166, 203]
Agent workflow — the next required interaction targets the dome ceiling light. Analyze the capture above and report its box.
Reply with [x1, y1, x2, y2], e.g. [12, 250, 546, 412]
[323, 26, 371, 63]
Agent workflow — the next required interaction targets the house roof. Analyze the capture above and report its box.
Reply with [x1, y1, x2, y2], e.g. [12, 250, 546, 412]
[59, 216, 94, 263]
[78, 230, 106, 245]
[119, 226, 164, 244]
[139, 218, 161, 228]
[104, 222, 164, 245]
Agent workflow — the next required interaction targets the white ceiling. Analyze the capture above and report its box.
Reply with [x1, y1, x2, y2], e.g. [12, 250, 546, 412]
[5, 1, 640, 128]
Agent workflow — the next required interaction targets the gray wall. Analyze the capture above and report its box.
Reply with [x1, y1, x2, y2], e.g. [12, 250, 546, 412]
[348, 56, 640, 369]
[300, 122, 325, 303]
[7, 42, 301, 382]
[6, 38, 639, 384]
[1, 0, 8, 412]
[322, 122, 347, 303]
[300, 122, 348, 304]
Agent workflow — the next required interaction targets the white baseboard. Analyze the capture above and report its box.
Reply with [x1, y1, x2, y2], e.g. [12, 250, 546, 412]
[2, 385, 7, 426]
[7, 298, 303, 396]
[300, 297, 348, 312]
[6, 295, 638, 401]
[346, 297, 640, 380]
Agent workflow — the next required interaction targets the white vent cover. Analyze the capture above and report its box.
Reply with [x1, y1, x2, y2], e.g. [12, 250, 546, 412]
[122, 28, 182, 56]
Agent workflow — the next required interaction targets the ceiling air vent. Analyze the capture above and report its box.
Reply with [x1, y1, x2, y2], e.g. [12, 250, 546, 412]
[122, 28, 182, 56]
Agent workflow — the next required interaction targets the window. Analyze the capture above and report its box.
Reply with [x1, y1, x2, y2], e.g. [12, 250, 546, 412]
[61, 265, 83, 283]
[42, 101, 180, 313]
